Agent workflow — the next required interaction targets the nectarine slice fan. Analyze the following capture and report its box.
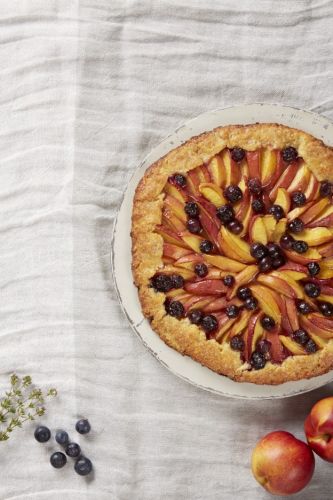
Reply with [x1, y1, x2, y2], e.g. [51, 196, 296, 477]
[132, 123, 333, 384]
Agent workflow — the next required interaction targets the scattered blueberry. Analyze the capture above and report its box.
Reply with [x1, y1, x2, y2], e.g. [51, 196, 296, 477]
[226, 304, 240, 318]
[194, 263, 208, 278]
[173, 173, 187, 188]
[76, 419, 91, 435]
[250, 242, 268, 260]
[224, 185, 243, 204]
[292, 240, 308, 254]
[296, 300, 311, 315]
[230, 335, 245, 351]
[199, 240, 214, 254]
[304, 282, 321, 298]
[268, 204, 285, 221]
[252, 199, 265, 214]
[271, 255, 286, 269]
[188, 309, 203, 325]
[216, 204, 235, 224]
[288, 218, 304, 234]
[55, 430, 69, 446]
[247, 178, 262, 195]
[318, 301, 333, 317]
[280, 233, 294, 250]
[258, 256, 273, 273]
[250, 351, 266, 370]
[305, 339, 317, 353]
[151, 274, 172, 292]
[166, 300, 185, 318]
[186, 218, 202, 234]
[223, 275, 235, 287]
[282, 146, 298, 163]
[266, 243, 282, 259]
[291, 191, 306, 207]
[237, 287, 252, 301]
[74, 456, 93, 476]
[320, 180, 333, 198]
[231, 147, 245, 163]
[256, 339, 272, 354]
[184, 201, 199, 218]
[227, 219, 243, 235]
[50, 451, 67, 469]
[66, 442, 81, 458]
[201, 315, 218, 333]
[34, 426, 51, 443]
[261, 315, 275, 331]
[292, 329, 310, 345]
[244, 297, 258, 311]
[170, 275, 184, 289]
[307, 262, 320, 276]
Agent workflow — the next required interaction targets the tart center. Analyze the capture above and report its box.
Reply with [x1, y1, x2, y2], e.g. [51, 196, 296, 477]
[152, 146, 333, 371]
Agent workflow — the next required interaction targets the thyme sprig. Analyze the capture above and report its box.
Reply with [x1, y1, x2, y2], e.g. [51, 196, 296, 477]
[0, 374, 57, 441]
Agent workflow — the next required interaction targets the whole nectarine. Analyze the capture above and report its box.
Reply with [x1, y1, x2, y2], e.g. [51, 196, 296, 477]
[251, 431, 315, 496]
[305, 396, 333, 462]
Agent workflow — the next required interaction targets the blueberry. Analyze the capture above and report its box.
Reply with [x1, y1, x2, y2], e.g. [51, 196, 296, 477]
[76, 419, 91, 435]
[224, 185, 243, 204]
[227, 219, 243, 235]
[252, 199, 265, 214]
[199, 240, 214, 254]
[55, 430, 69, 446]
[151, 274, 172, 292]
[66, 442, 81, 458]
[201, 315, 218, 333]
[237, 287, 252, 301]
[250, 351, 266, 370]
[34, 426, 51, 443]
[188, 309, 203, 325]
[166, 300, 185, 318]
[230, 335, 244, 351]
[50, 451, 67, 469]
[186, 218, 202, 234]
[307, 262, 320, 276]
[184, 201, 199, 218]
[320, 180, 333, 198]
[292, 329, 309, 345]
[305, 339, 317, 353]
[216, 204, 235, 224]
[226, 304, 240, 318]
[271, 255, 286, 269]
[173, 174, 187, 188]
[194, 263, 208, 277]
[268, 205, 285, 221]
[223, 275, 235, 287]
[282, 147, 298, 163]
[288, 218, 304, 234]
[170, 275, 184, 289]
[250, 242, 268, 260]
[244, 297, 258, 311]
[304, 282, 321, 298]
[292, 240, 308, 254]
[258, 256, 273, 272]
[296, 300, 311, 315]
[318, 301, 333, 317]
[247, 178, 262, 195]
[74, 456, 93, 476]
[256, 339, 272, 354]
[291, 191, 306, 207]
[280, 233, 295, 250]
[231, 147, 245, 162]
[266, 243, 282, 258]
[261, 315, 275, 331]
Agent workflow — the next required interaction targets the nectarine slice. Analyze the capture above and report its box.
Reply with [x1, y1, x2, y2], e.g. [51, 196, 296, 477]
[203, 254, 246, 272]
[274, 188, 291, 213]
[251, 285, 281, 323]
[207, 155, 225, 187]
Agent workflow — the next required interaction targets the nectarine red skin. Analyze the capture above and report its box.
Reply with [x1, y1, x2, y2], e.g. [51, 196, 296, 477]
[305, 397, 333, 462]
[252, 431, 315, 496]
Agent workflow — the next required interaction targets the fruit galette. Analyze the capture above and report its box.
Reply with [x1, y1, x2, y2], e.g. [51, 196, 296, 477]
[132, 123, 333, 384]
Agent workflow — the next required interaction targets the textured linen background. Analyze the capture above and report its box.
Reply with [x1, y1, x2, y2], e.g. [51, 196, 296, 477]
[1, 0, 333, 499]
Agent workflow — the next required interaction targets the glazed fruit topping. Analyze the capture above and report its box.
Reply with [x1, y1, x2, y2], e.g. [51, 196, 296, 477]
[287, 218, 304, 234]
[185, 201, 199, 218]
[223, 275, 235, 287]
[166, 300, 185, 318]
[224, 184, 243, 203]
[194, 263, 208, 277]
[227, 219, 243, 234]
[292, 240, 308, 254]
[307, 262, 320, 276]
[216, 204, 235, 224]
[291, 191, 306, 207]
[247, 178, 262, 195]
[230, 335, 245, 351]
[187, 218, 202, 234]
[296, 300, 311, 315]
[250, 351, 266, 370]
[319, 180, 333, 198]
[292, 329, 309, 345]
[268, 204, 285, 221]
[188, 309, 203, 324]
[201, 314, 218, 333]
[237, 286, 252, 301]
[318, 301, 333, 317]
[199, 240, 214, 253]
[282, 146, 298, 163]
[250, 242, 268, 260]
[304, 282, 321, 298]
[226, 304, 240, 318]
[261, 315, 275, 331]
[231, 147, 245, 162]
[252, 199, 265, 214]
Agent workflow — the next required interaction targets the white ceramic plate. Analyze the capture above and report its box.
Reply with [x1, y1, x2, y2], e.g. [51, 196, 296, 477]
[112, 103, 333, 399]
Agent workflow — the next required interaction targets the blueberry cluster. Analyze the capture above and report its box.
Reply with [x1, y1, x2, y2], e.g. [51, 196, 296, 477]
[188, 310, 218, 337]
[250, 242, 286, 272]
[216, 199, 244, 235]
[151, 273, 184, 293]
[34, 419, 92, 476]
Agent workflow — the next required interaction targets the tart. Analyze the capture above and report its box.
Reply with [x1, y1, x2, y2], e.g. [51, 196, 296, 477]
[132, 123, 333, 384]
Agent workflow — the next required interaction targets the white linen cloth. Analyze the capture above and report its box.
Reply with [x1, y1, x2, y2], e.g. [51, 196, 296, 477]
[1, 0, 333, 498]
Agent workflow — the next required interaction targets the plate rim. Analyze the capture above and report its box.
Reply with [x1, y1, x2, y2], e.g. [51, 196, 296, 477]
[111, 103, 333, 399]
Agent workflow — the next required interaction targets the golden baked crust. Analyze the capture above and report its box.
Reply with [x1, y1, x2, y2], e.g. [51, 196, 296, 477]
[132, 123, 333, 384]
